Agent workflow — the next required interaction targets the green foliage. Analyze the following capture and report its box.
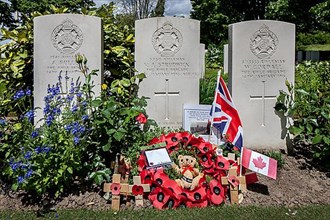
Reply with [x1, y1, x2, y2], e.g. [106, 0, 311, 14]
[310, 1, 330, 32]
[265, 0, 327, 33]
[275, 61, 330, 168]
[0, 57, 107, 198]
[151, 0, 165, 17]
[296, 32, 330, 50]
[7, 0, 95, 19]
[0, 55, 157, 198]
[200, 72, 217, 105]
[191, 0, 330, 48]
[200, 70, 228, 105]
[265, 151, 285, 168]
[205, 43, 227, 69]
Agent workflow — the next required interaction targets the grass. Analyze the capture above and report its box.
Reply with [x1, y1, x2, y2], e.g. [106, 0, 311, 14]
[1, 205, 330, 220]
[299, 44, 330, 51]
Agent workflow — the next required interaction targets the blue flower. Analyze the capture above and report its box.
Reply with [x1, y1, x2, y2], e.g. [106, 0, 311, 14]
[34, 146, 42, 154]
[46, 115, 54, 126]
[52, 107, 61, 115]
[9, 161, 20, 171]
[81, 101, 87, 108]
[18, 176, 25, 184]
[25, 169, 33, 178]
[66, 95, 74, 102]
[43, 147, 51, 154]
[24, 151, 32, 160]
[71, 105, 78, 113]
[82, 115, 89, 121]
[64, 124, 72, 132]
[31, 131, 39, 138]
[0, 118, 6, 125]
[43, 104, 50, 115]
[76, 92, 83, 98]
[25, 89, 32, 96]
[69, 81, 75, 93]
[74, 136, 80, 145]
[24, 110, 34, 122]
[13, 90, 25, 100]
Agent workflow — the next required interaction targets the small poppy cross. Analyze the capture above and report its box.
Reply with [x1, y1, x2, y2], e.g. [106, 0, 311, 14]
[103, 174, 150, 210]
[221, 165, 246, 204]
[131, 176, 150, 207]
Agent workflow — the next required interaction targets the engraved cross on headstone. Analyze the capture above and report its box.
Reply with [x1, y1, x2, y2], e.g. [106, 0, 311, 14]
[249, 81, 277, 126]
[154, 79, 180, 120]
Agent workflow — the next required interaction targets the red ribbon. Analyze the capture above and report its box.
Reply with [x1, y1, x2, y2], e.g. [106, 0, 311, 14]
[181, 165, 195, 175]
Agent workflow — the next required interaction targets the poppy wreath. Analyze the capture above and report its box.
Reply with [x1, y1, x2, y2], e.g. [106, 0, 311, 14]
[137, 131, 239, 209]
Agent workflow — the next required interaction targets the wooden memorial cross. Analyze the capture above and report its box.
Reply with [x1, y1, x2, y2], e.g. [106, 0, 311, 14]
[103, 174, 150, 210]
[221, 164, 246, 204]
[131, 176, 150, 207]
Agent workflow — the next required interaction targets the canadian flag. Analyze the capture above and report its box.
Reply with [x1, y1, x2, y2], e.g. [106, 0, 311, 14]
[241, 147, 277, 180]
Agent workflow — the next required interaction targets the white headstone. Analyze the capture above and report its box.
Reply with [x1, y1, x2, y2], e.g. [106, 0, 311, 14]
[135, 17, 201, 129]
[228, 20, 295, 149]
[223, 44, 228, 73]
[34, 14, 103, 125]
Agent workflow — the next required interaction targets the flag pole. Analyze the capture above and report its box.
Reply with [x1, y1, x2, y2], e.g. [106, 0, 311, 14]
[208, 70, 221, 142]
[239, 146, 243, 176]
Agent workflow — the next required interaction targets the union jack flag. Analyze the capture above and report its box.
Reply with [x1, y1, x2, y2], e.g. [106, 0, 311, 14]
[210, 74, 243, 149]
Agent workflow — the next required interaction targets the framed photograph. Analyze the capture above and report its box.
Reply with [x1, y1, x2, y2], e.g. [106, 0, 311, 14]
[144, 147, 172, 168]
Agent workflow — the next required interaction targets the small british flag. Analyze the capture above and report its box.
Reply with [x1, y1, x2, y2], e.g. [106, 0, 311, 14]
[210, 74, 243, 149]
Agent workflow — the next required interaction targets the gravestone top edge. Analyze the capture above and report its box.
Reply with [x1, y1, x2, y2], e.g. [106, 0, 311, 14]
[229, 20, 295, 28]
[135, 17, 200, 24]
[33, 13, 102, 22]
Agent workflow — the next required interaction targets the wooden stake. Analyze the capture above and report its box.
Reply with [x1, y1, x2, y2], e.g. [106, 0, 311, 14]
[221, 167, 246, 204]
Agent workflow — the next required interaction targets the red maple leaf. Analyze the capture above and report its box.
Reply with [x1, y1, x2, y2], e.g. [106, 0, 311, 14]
[252, 156, 267, 169]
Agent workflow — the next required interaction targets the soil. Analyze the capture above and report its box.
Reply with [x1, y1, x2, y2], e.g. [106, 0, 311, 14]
[1, 154, 329, 211]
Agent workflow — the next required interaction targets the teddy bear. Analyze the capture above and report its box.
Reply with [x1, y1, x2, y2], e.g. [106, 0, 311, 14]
[171, 155, 204, 190]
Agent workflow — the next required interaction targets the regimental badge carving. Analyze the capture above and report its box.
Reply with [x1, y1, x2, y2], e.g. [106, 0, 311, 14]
[51, 19, 83, 54]
[250, 24, 279, 59]
[152, 22, 183, 57]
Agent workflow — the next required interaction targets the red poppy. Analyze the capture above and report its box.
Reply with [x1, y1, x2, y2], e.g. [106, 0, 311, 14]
[208, 179, 225, 205]
[140, 169, 154, 185]
[132, 185, 144, 196]
[214, 156, 230, 171]
[149, 134, 166, 145]
[148, 187, 171, 209]
[136, 113, 147, 124]
[199, 154, 214, 169]
[164, 132, 182, 154]
[228, 176, 240, 188]
[180, 131, 193, 146]
[186, 185, 207, 203]
[111, 183, 121, 195]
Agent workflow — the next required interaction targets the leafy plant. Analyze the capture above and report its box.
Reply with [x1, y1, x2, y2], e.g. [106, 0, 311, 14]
[275, 61, 330, 168]
[265, 151, 285, 169]
[0, 56, 111, 198]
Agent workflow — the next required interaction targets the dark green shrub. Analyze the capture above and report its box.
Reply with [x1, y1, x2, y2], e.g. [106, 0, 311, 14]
[296, 32, 330, 50]
[265, 151, 285, 169]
